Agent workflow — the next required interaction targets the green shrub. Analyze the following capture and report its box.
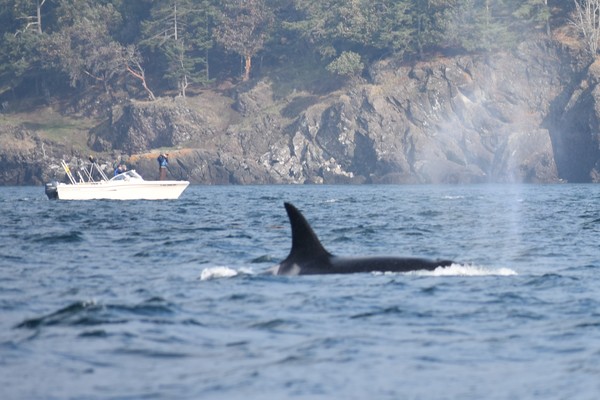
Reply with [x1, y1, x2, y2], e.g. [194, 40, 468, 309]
[326, 51, 364, 77]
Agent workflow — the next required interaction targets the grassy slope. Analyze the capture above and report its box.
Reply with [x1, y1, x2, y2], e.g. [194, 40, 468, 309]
[0, 105, 98, 153]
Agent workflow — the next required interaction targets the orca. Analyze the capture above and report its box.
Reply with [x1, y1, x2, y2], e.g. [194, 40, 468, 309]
[274, 202, 455, 275]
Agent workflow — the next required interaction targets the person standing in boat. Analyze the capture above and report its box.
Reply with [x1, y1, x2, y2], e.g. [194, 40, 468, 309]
[114, 163, 127, 176]
[157, 153, 169, 180]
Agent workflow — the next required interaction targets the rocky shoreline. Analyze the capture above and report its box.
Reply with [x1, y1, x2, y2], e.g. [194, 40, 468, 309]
[1, 39, 599, 186]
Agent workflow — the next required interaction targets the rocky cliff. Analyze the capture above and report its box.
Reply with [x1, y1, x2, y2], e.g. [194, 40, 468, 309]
[2, 38, 600, 185]
[0, 124, 67, 185]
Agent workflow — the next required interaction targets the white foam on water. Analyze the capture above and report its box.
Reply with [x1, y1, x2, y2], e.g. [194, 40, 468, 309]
[200, 264, 516, 280]
[404, 263, 518, 277]
[200, 267, 239, 280]
[199, 266, 255, 280]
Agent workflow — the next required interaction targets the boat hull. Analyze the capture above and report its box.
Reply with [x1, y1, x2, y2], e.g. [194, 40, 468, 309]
[48, 180, 190, 200]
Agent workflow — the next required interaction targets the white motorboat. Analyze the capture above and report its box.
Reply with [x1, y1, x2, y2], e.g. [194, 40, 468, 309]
[45, 160, 189, 200]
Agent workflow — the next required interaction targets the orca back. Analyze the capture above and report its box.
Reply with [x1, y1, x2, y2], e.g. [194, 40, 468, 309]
[277, 202, 455, 275]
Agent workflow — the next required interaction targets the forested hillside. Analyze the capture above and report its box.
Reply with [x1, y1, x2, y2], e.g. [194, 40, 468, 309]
[3, 1, 600, 185]
[1, 0, 568, 110]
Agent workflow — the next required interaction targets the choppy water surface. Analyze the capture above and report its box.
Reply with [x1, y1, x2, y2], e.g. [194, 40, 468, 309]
[1, 184, 599, 399]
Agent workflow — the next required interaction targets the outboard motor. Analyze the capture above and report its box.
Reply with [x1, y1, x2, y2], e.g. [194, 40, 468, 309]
[45, 181, 58, 200]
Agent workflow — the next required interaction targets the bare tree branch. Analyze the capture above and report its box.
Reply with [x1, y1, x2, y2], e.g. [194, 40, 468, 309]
[571, 0, 600, 56]
[123, 45, 156, 100]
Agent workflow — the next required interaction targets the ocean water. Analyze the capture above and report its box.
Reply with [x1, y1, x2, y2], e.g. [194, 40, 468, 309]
[1, 184, 599, 400]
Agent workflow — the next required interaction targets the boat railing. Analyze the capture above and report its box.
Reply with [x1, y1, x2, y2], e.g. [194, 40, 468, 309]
[61, 159, 110, 185]
[61, 160, 77, 184]
[91, 161, 109, 181]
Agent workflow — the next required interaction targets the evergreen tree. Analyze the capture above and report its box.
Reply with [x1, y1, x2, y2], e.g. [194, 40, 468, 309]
[43, 1, 156, 120]
[440, 0, 515, 52]
[283, 0, 353, 58]
[8, 0, 49, 35]
[141, 0, 213, 97]
[377, 0, 419, 56]
[214, 0, 274, 81]
[45, 1, 122, 88]
[0, 0, 576, 106]
[0, 0, 51, 97]
[513, 0, 551, 35]
[283, 1, 431, 65]
[192, 0, 218, 83]
[0, 29, 44, 96]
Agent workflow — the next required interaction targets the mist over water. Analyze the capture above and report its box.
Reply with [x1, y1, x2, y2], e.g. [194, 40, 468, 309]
[1, 184, 599, 399]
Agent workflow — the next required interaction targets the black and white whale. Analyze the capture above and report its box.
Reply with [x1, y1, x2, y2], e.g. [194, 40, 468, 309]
[273, 202, 455, 275]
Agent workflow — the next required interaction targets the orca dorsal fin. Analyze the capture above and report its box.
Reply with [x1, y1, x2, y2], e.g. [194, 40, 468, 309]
[284, 202, 331, 261]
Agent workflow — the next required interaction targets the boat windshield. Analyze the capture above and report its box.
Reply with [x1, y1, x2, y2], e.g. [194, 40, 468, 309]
[110, 170, 144, 181]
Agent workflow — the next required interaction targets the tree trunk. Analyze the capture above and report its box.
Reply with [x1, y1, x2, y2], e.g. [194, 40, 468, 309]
[180, 74, 188, 97]
[243, 54, 252, 81]
[173, 1, 178, 41]
[126, 65, 156, 101]
[36, 0, 47, 34]
[206, 47, 210, 82]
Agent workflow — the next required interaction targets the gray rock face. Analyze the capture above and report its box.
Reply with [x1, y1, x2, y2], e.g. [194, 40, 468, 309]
[0, 124, 68, 185]
[89, 97, 215, 154]
[285, 41, 564, 184]
[177, 41, 572, 184]
[163, 40, 565, 184]
[547, 57, 600, 182]
[2, 40, 600, 185]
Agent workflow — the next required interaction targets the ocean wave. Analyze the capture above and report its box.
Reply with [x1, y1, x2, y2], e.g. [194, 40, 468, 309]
[15, 298, 178, 329]
[16, 300, 101, 329]
[30, 231, 85, 244]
